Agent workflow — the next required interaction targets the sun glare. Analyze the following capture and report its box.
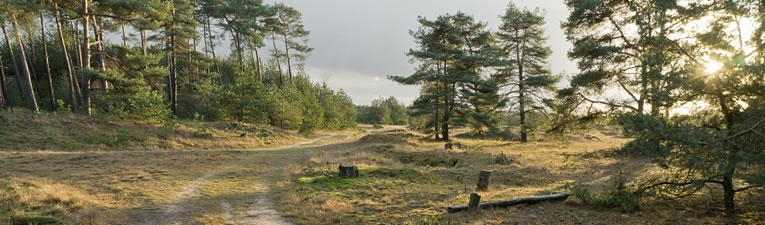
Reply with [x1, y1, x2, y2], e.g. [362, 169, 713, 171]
[705, 61, 723, 74]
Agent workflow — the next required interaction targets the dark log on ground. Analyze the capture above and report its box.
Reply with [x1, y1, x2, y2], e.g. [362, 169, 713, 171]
[476, 170, 492, 191]
[338, 164, 359, 178]
[447, 193, 569, 213]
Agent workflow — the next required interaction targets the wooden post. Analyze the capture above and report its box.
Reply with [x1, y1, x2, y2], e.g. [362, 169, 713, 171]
[338, 165, 359, 178]
[468, 193, 481, 211]
[476, 170, 492, 191]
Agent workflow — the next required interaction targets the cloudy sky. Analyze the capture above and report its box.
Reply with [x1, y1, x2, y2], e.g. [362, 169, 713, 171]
[256, 0, 577, 105]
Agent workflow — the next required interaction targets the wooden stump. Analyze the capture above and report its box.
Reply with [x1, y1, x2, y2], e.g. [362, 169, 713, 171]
[444, 143, 453, 150]
[338, 164, 359, 178]
[468, 193, 481, 211]
[476, 170, 492, 191]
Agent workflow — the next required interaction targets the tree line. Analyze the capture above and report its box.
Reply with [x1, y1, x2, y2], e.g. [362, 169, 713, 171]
[392, 3, 557, 142]
[0, 0, 356, 132]
[396, 1, 764, 214]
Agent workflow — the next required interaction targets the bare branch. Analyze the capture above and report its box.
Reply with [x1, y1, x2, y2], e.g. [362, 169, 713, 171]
[578, 93, 638, 111]
[734, 185, 762, 192]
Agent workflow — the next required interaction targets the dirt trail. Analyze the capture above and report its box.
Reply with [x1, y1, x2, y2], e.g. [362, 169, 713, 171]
[133, 134, 346, 225]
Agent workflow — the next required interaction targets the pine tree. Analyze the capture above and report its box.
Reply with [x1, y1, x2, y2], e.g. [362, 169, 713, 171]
[9, 5, 39, 112]
[53, 2, 79, 112]
[40, 0, 56, 111]
[497, 3, 559, 142]
[393, 13, 500, 141]
[390, 15, 456, 140]
[273, 3, 312, 86]
[565, 0, 765, 213]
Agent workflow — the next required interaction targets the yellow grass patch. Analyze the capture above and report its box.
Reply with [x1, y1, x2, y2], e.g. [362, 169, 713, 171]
[277, 129, 765, 224]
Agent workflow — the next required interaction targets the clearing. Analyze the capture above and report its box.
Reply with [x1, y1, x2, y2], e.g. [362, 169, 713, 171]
[1, 112, 763, 225]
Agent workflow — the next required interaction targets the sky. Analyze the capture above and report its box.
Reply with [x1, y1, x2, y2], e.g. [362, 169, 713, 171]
[253, 0, 578, 105]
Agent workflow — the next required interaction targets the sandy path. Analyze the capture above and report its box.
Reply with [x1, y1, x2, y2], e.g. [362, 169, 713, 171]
[135, 134, 343, 225]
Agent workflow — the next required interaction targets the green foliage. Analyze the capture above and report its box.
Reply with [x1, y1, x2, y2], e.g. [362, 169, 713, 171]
[98, 86, 171, 124]
[567, 171, 640, 212]
[0, 0, 356, 134]
[392, 12, 503, 140]
[357, 96, 408, 125]
[563, 0, 765, 212]
[568, 183, 640, 213]
[9, 216, 60, 225]
[496, 2, 559, 142]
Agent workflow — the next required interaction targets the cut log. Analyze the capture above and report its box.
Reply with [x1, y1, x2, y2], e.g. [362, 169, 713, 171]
[338, 164, 359, 178]
[468, 193, 481, 211]
[476, 170, 492, 191]
[447, 193, 569, 213]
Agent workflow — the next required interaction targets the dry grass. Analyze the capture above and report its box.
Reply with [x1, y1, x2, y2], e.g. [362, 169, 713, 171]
[0, 176, 113, 225]
[277, 129, 765, 225]
[0, 111, 299, 151]
[0, 127, 360, 224]
[0, 150, 264, 224]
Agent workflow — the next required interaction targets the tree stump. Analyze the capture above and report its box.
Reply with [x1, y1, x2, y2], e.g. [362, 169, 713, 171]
[468, 193, 481, 211]
[476, 170, 492, 191]
[338, 164, 359, 178]
[445, 143, 453, 150]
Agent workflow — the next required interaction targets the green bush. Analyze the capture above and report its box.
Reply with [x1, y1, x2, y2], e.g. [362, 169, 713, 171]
[567, 171, 640, 212]
[98, 86, 171, 124]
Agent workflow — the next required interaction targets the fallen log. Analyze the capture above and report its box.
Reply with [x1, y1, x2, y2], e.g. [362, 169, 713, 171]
[447, 193, 569, 213]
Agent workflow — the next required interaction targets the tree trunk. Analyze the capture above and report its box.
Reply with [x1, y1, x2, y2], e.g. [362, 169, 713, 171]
[254, 47, 262, 82]
[441, 60, 449, 141]
[433, 101, 440, 140]
[69, 22, 82, 105]
[272, 32, 283, 88]
[1, 23, 26, 102]
[140, 29, 147, 57]
[517, 32, 527, 143]
[717, 78, 738, 215]
[229, 29, 245, 73]
[168, 3, 177, 115]
[92, 16, 107, 93]
[11, 14, 39, 112]
[73, 22, 83, 69]
[54, 3, 78, 112]
[41, 12, 57, 111]
[24, 47, 42, 101]
[23, 23, 42, 101]
[722, 174, 736, 214]
[0, 54, 8, 110]
[433, 65, 440, 140]
[282, 33, 293, 86]
[121, 24, 127, 48]
[188, 38, 198, 83]
[81, 0, 91, 115]
[249, 49, 257, 78]
[442, 81, 450, 141]
[206, 16, 221, 76]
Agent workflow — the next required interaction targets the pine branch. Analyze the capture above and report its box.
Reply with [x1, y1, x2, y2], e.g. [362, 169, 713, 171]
[578, 93, 638, 111]
[734, 185, 762, 192]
